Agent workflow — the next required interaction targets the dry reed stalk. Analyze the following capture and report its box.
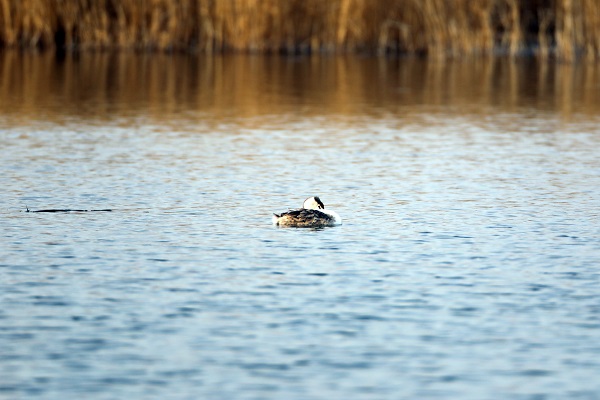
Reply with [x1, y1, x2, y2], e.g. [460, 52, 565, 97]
[421, 0, 446, 57]
[506, 0, 522, 56]
[581, 0, 600, 60]
[537, 8, 553, 58]
[1, 0, 56, 49]
[556, 0, 576, 61]
[491, 0, 521, 56]
[337, 0, 352, 47]
[197, 0, 214, 52]
[0, 0, 15, 46]
[471, 1, 495, 54]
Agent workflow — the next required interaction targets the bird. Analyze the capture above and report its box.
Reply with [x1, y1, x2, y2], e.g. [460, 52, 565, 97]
[272, 196, 342, 228]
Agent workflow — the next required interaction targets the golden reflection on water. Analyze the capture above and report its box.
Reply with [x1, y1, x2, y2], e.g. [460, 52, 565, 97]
[0, 50, 599, 128]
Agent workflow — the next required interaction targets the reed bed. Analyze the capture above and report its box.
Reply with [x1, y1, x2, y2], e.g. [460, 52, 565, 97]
[0, 0, 599, 59]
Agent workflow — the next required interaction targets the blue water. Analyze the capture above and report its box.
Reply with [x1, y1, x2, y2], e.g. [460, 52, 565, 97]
[1, 55, 600, 399]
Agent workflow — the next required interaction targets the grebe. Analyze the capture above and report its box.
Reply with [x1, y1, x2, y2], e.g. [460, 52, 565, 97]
[272, 196, 342, 228]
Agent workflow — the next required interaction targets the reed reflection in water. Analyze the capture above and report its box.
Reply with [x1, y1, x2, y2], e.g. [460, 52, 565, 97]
[1, 52, 600, 400]
[1, 51, 599, 128]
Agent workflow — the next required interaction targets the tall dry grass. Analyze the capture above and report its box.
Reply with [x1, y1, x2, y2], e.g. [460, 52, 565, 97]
[0, 0, 599, 59]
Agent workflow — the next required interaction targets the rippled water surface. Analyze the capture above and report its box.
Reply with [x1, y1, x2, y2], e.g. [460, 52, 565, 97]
[1, 53, 600, 399]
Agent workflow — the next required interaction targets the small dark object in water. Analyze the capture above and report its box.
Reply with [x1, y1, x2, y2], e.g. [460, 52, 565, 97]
[25, 206, 112, 213]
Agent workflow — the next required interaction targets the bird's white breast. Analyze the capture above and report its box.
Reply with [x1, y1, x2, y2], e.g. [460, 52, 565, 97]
[321, 209, 342, 225]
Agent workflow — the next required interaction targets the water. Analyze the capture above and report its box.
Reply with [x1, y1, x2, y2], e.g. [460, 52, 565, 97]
[1, 53, 600, 399]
